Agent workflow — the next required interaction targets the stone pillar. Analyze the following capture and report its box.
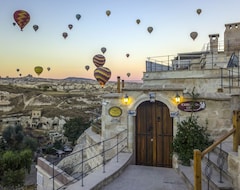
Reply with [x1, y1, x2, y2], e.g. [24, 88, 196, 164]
[127, 114, 135, 152]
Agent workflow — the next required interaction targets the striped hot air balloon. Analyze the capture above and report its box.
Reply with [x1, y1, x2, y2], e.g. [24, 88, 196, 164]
[93, 54, 106, 67]
[94, 67, 111, 87]
[13, 10, 30, 31]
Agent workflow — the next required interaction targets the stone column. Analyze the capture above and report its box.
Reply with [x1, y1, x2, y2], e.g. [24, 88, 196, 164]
[127, 114, 135, 152]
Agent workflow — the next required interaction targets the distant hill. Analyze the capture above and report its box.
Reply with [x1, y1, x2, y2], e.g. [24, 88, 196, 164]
[63, 77, 94, 82]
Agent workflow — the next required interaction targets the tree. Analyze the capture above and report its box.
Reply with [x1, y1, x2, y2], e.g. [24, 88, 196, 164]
[2, 124, 24, 150]
[2, 168, 25, 189]
[64, 117, 90, 145]
[22, 136, 38, 152]
[172, 115, 213, 166]
[0, 149, 32, 188]
[173, 87, 213, 165]
[2, 124, 37, 151]
[0, 125, 36, 188]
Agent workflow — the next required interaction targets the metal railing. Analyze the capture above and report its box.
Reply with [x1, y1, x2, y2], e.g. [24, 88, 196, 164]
[220, 67, 240, 93]
[194, 110, 240, 190]
[48, 129, 128, 190]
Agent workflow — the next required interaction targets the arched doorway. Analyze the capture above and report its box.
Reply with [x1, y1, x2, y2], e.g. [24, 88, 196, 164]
[136, 101, 173, 167]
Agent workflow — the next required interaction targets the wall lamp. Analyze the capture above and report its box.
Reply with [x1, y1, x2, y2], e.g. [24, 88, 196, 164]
[124, 94, 129, 104]
[175, 92, 180, 104]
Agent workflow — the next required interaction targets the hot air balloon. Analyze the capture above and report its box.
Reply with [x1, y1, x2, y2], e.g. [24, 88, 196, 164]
[68, 24, 73, 30]
[126, 53, 130, 58]
[127, 73, 131, 77]
[136, 19, 141, 24]
[94, 67, 111, 87]
[85, 65, 90, 71]
[16, 68, 20, 72]
[13, 10, 30, 31]
[62, 32, 68, 39]
[190, 32, 198, 40]
[93, 54, 106, 67]
[47, 67, 51, 71]
[106, 10, 111, 16]
[196, 9, 202, 15]
[33, 25, 39, 31]
[19, 73, 22, 77]
[76, 14, 81, 20]
[101, 47, 107, 54]
[13, 22, 16, 26]
[147, 26, 153, 34]
[34, 66, 43, 76]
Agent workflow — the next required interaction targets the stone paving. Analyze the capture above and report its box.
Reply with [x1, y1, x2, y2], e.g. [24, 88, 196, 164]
[101, 165, 188, 190]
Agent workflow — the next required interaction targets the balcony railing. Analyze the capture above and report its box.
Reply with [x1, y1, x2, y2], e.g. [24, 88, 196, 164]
[44, 129, 128, 190]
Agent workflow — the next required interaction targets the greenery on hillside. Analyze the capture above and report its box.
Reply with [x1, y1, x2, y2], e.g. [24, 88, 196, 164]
[63, 117, 91, 145]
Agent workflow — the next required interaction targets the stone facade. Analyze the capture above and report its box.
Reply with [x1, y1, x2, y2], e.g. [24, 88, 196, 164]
[36, 21, 240, 189]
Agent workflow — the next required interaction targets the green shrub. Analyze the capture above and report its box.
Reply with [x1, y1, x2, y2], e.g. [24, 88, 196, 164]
[172, 115, 213, 166]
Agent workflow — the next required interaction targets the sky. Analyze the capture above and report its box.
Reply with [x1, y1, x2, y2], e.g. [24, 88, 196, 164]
[0, 0, 240, 82]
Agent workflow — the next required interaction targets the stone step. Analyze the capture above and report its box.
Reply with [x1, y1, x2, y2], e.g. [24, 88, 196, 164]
[202, 151, 230, 181]
[178, 164, 212, 190]
[201, 158, 233, 190]
[177, 145, 234, 190]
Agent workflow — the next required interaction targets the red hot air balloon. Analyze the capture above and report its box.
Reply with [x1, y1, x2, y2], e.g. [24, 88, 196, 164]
[13, 10, 30, 31]
[93, 54, 106, 67]
[94, 67, 111, 87]
[62, 32, 68, 39]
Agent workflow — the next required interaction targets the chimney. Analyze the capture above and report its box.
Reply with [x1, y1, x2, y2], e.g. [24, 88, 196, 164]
[122, 80, 125, 89]
[209, 34, 219, 54]
[117, 76, 120, 93]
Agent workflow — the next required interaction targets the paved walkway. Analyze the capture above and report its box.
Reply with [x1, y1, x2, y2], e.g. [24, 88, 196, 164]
[101, 165, 188, 190]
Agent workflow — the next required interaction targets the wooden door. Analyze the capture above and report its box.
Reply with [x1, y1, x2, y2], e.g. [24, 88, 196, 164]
[136, 101, 173, 167]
